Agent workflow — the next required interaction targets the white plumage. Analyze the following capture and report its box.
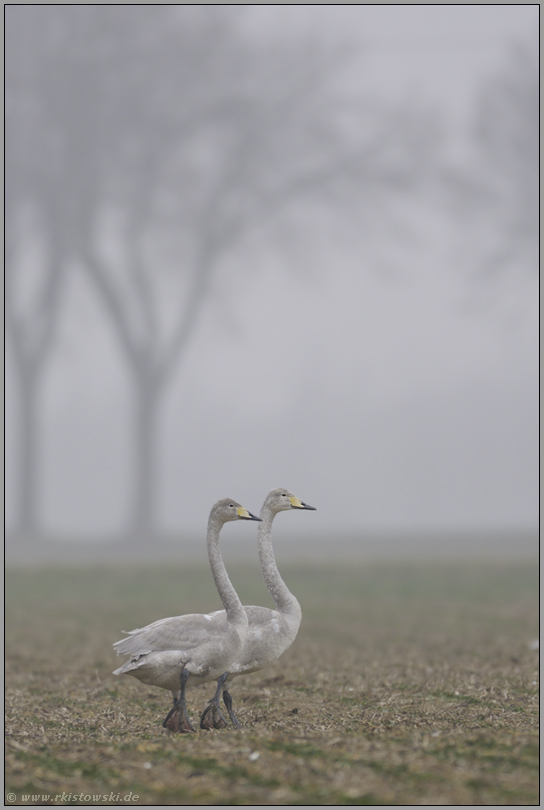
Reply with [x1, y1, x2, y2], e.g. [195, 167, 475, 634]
[113, 498, 260, 732]
[200, 488, 315, 729]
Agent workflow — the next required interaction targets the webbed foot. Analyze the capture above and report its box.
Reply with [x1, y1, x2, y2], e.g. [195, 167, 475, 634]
[163, 701, 196, 733]
[200, 700, 228, 730]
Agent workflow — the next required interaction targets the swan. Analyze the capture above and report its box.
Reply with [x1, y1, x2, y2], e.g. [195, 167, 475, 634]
[200, 488, 315, 729]
[112, 498, 260, 732]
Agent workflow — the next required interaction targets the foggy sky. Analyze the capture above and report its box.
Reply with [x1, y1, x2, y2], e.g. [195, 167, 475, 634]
[5, 6, 538, 541]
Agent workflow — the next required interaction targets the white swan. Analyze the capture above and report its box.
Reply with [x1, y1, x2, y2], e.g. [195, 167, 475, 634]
[200, 488, 315, 729]
[112, 498, 261, 732]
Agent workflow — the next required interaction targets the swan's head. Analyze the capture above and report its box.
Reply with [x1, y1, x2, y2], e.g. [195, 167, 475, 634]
[212, 498, 261, 524]
[264, 488, 316, 514]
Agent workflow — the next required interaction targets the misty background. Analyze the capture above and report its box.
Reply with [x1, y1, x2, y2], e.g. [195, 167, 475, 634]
[5, 6, 538, 562]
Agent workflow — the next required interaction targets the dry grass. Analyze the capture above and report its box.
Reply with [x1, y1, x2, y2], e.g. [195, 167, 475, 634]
[5, 560, 539, 805]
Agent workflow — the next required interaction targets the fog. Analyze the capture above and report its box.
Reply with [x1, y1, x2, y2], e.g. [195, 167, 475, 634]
[5, 6, 538, 558]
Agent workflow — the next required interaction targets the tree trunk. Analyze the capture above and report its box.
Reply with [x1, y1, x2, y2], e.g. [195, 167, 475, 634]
[13, 364, 41, 539]
[129, 374, 161, 544]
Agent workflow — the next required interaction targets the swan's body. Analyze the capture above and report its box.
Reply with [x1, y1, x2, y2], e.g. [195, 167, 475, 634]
[200, 488, 315, 729]
[113, 613, 239, 692]
[113, 498, 260, 731]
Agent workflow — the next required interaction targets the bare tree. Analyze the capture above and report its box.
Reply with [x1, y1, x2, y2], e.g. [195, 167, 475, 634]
[5, 8, 73, 536]
[6, 7, 435, 541]
[453, 39, 538, 277]
[5, 209, 66, 538]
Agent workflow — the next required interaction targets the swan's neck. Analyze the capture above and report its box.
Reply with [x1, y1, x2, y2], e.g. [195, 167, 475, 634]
[258, 507, 301, 619]
[207, 518, 246, 628]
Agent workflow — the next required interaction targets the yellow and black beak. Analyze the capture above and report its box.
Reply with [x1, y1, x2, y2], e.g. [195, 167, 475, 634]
[237, 507, 262, 521]
[289, 496, 316, 511]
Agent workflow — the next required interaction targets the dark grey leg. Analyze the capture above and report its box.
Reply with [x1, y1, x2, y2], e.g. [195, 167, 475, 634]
[162, 669, 196, 733]
[200, 672, 230, 730]
[222, 687, 241, 729]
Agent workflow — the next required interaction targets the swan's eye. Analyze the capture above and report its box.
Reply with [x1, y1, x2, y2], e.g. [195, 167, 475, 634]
[229, 504, 234, 508]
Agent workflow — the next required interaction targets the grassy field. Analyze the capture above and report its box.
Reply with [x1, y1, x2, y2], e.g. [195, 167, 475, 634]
[5, 559, 539, 805]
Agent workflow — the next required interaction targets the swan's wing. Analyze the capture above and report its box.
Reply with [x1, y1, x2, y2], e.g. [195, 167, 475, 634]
[244, 605, 276, 625]
[113, 612, 229, 657]
[208, 605, 282, 645]
[208, 605, 281, 636]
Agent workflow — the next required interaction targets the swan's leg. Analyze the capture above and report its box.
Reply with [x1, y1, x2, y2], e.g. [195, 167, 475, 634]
[162, 669, 195, 733]
[200, 672, 229, 730]
[222, 687, 241, 729]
